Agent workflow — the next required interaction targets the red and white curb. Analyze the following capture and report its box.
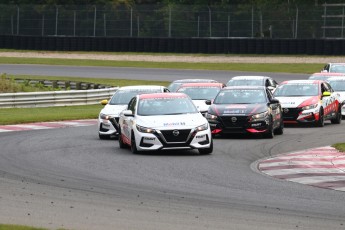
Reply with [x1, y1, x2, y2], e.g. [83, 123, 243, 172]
[258, 146, 345, 191]
[0, 119, 97, 133]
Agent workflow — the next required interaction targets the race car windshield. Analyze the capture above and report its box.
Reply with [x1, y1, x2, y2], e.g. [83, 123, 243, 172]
[227, 79, 263, 86]
[274, 84, 318, 96]
[329, 81, 345, 91]
[109, 89, 161, 105]
[138, 97, 198, 116]
[213, 89, 267, 104]
[167, 83, 183, 92]
[178, 87, 221, 100]
[330, 65, 345, 73]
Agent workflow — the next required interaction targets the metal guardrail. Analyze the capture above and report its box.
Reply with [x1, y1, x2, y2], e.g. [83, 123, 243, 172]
[0, 87, 118, 108]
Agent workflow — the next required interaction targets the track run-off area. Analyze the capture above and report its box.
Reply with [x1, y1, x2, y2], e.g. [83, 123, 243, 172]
[1, 63, 345, 230]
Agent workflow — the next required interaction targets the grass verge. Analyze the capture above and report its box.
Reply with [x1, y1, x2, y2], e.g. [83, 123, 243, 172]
[332, 143, 345, 153]
[0, 105, 102, 125]
[0, 56, 324, 74]
[0, 224, 47, 230]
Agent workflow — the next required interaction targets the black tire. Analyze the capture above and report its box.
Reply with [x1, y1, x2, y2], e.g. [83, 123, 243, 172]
[198, 140, 213, 155]
[263, 117, 274, 139]
[118, 134, 126, 149]
[130, 132, 138, 154]
[316, 108, 324, 127]
[274, 120, 284, 135]
[99, 134, 110, 140]
[331, 106, 342, 124]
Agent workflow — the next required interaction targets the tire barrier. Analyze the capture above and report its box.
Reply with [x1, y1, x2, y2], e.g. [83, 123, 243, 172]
[0, 35, 345, 55]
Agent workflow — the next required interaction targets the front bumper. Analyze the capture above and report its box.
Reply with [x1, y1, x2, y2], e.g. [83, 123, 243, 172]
[282, 107, 320, 124]
[133, 128, 212, 151]
[98, 117, 120, 136]
[207, 116, 270, 134]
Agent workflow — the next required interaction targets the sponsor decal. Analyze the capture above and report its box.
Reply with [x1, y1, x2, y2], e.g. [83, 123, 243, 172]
[196, 134, 206, 139]
[223, 109, 247, 114]
[163, 122, 186, 126]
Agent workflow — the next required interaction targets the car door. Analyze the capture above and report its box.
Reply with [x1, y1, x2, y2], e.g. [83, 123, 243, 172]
[266, 89, 281, 128]
[321, 82, 338, 118]
[121, 97, 137, 144]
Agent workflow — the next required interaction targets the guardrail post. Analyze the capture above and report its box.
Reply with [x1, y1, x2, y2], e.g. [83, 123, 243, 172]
[52, 81, 58, 89]
[76, 82, 82, 90]
[65, 81, 70, 89]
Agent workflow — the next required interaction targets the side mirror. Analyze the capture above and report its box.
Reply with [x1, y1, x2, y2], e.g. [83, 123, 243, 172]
[205, 100, 212, 105]
[123, 110, 134, 117]
[322, 91, 331, 97]
[101, 99, 108, 105]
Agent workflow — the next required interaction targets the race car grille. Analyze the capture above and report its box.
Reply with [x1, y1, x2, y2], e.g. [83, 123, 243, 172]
[160, 129, 192, 143]
[220, 116, 249, 128]
[282, 108, 302, 121]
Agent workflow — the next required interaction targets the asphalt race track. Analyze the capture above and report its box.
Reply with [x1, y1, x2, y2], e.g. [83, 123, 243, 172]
[0, 65, 345, 230]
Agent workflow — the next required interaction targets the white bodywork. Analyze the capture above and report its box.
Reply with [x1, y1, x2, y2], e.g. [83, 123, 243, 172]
[98, 85, 167, 138]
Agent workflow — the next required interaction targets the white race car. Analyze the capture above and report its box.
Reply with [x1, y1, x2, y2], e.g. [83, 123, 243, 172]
[273, 80, 342, 127]
[118, 93, 213, 154]
[98, 85, 169, 139]
[328, 77, 345, 118]
[176, 82, 225, 116]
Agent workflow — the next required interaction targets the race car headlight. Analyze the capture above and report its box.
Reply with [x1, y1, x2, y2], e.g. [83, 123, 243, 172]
[302, 103, 318, 110]
[100, 113, 111, 120]
[195, 123, 208, 132]
[205, 113, 218, 120]
[251, 111, 269, 121]
[136, 125, 155, 133]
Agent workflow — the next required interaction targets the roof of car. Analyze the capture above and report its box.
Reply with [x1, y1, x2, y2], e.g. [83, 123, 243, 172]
[222, 86, 267, 90]
[230, 76, 270, 80]
[311, 72, 345, 76]
[329, 63, 345, 65]
[171, 79, 218, 83]
[280, 80, 323, 84]
[327, 76, 345, 81]
[139, 93, 188, 99]
[118, 85, 165, 90]
[178, 82, 224, 88]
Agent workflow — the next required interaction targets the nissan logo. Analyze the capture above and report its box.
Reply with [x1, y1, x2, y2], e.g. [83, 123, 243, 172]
[173, 130, 180, 136]
[283, 108, 289, 113]
[231, 117, 237, 122]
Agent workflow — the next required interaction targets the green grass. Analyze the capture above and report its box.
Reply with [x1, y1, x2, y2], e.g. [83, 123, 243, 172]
[332, 143, 345, 153]
[0, 224, 47, 230]
[0, 105, 102, 125]
[0, 57, 324, 74]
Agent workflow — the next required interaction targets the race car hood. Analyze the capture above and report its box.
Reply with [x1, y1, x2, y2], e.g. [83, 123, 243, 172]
[100, 104, 128, 117]
[208, 104, 267, 116]
[136, 113, 207, 129]
[275, 96, 319, 108]
[192, 100, 210, 112]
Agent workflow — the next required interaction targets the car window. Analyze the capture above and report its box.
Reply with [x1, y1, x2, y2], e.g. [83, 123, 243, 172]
[274, 84, 318, 96]
[266, 88, 273, 101]
[138, 97, 198, 116]
[329, 80, 345, 91]
[214, 89, 267, 104]
[178, 87, 221, 100]
[128, 97, 137, 113]
[323, 82, 333, 92]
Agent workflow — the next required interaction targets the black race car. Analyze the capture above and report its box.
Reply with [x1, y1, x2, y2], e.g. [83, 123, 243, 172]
[205, 86, 284, 138]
